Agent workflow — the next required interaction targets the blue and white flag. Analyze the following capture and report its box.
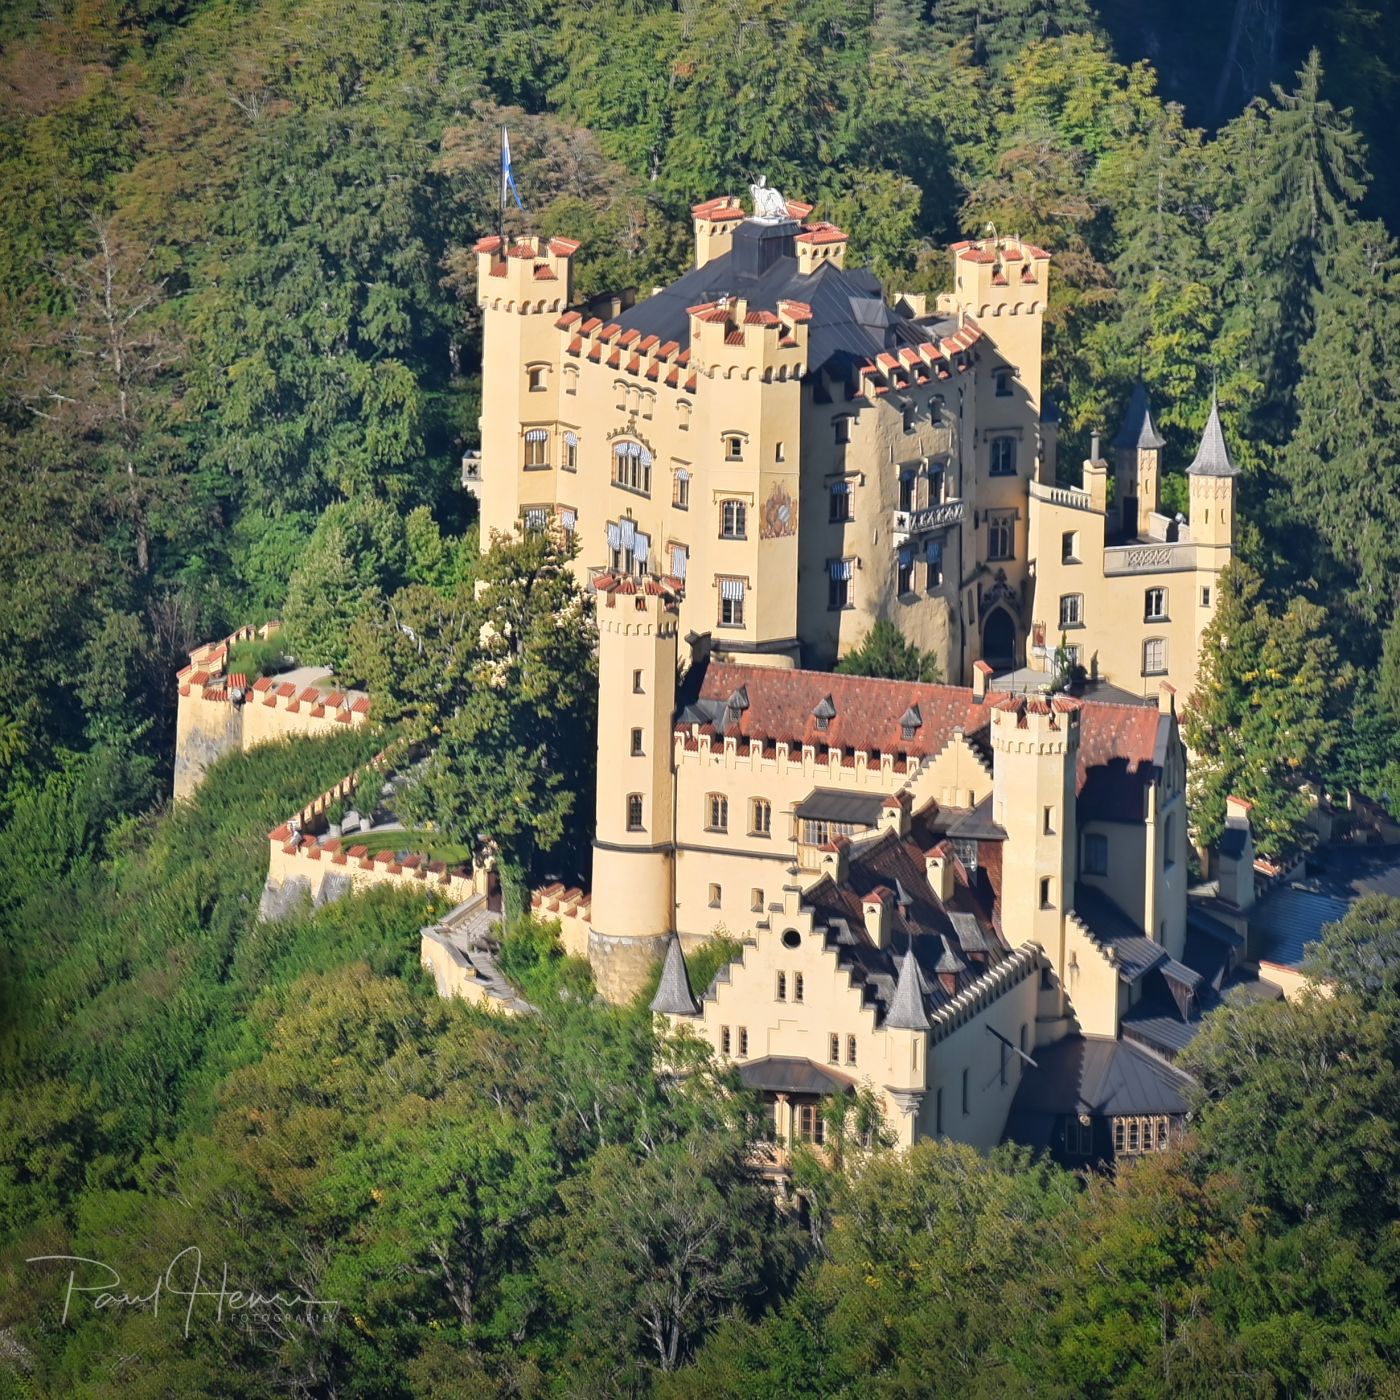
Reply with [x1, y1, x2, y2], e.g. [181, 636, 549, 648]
[501, 126, 524, 212]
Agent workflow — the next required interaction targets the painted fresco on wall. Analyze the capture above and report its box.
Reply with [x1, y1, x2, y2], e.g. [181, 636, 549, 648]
[760, 482, 796, 539]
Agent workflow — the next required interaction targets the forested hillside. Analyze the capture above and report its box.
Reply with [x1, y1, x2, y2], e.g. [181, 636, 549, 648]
[4, 1, 1400, 1393]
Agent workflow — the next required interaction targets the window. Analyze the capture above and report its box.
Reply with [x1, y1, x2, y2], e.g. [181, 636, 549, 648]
[1143, 637, 1167, 676]
[720, 499, 747, 539]
[1145, 587, 1168, 622]
[902, 402, 916, 433]
[796, 1103, 824, 1143]
[1201, 585, 1212, 608]
[562, 430, 578, 471]
[1163, 813, 1176, 869]
[775, 441, 785, 463]
[899, 470, 916, 512]
[776, 971, 787, 1001]
[612, 441, 652, 495]
[673, 467, 690, 510]
[988, 511, 1015, 560]
[706, 793, 729, 832]
[994, 368, 1013, 397]
[1040, 877, 1053, 908]
[718, 577, 746, 627]
[827, 558, 853, 610]
[669, 543, 688, 581]
[1064, 1116, 1094, 1157]
[725, 435, 744, 461]
[632, 669, 645, 694]
[752, 888, 765, 912]
[1113, 1115, 1171, 1156]
[1059, 593, 1083, 628]
[1043, 805, 1055, 835]
[523, 507, 548, 532]
[738, 1027, 748, 1056]
[708, 883, 722, 908]
[925, 539, 943, 590]
[630, 728, 644, 757]
[829, 1033, 841, 1064]
[1062, 530, 1079, 562]
[834, 416, 852, 446]
[626, 794, 643, 831]
[829, 480, 853, 522]
[846, 1035, 857, 1066]
[953, 837, 978, 872]
[640, 390, 654, 420]
[750, 798, 772, 836]
[794, 973, 804, 1003]
[897, 547, 915, 596]
[961, 1067, 969, 1115]
[1083, 832, 1109, 876]
[527, 365, 546, 391]
[563, 365, 578, 395]
[990, 436, 1017, 475]
[523, 428, 548, 469]
[720, 1025, 731, 1055]
[678, 401, 691, 430]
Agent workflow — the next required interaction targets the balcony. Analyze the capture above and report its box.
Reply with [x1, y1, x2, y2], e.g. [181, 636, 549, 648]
[1102, 540, 1195, 576]
[461, 451, 482, 499]
[892, 498, 965, 546]
[1029, 478, 1096, 513]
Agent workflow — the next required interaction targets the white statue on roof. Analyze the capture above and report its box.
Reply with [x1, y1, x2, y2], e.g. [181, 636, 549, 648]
[749, 175, 789, 221]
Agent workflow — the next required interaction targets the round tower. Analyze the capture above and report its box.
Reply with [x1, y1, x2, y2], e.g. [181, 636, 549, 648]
[588, 577, 680, 1002]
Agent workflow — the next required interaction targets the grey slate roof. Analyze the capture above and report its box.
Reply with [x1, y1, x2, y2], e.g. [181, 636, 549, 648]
[1186, 394, 1240, 477]
[1250, 886, 1349, 969]
[738, 1056, 855, 1096]
[1072, 884, 1169, 983]
[885, 945, 933, 1030]
[1008, 1035, 1194, 1120]
[1112, 382, 1166, 450]
[794, 789, 886, 825]
[651, 932, 702, 1016]
[615, 218, 946, 380]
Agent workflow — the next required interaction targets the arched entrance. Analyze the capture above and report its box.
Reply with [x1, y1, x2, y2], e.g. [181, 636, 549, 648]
[982, 607, 1016, 671]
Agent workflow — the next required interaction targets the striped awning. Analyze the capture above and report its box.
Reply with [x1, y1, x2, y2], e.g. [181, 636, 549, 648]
[675, 467, 690, 482]
[828, 559, 853, 581]
[563, 430, 578, 447]
[524, 508, 547, 530]
[671, 545, 688, 579]
[633, 531, 650, 563]
[525, 428, 548, 442]
[559, 508, 577, 530]
[720, 578, 745, 602]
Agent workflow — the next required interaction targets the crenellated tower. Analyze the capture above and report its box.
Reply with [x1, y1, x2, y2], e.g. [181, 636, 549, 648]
[588, 577, 681, 1000]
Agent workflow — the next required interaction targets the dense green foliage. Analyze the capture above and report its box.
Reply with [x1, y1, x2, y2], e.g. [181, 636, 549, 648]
[834, 617, 941, 683]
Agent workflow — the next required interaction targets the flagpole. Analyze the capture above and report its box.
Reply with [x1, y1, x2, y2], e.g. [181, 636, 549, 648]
[499, 124, 507, 249]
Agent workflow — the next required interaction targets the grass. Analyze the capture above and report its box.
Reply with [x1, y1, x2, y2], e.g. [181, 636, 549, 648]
[353, 827, 474, 868]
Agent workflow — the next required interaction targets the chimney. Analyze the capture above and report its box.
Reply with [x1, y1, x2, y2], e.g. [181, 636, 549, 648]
[818, 836, 850, 885]
[880, 791, 911, 838]
[1218, 795, 1257, 911]
[1158, 682, 1176, 716]
[862, 887, 894, 948]
[1083, 434, 1109, 515]
[925, 840, 956, 902]
[972, 659, 993, 701]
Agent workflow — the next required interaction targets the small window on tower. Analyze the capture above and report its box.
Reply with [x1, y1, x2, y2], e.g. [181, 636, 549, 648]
[630, 728, 644, 757]
[527, 365, 547, 392]
[994, 369, 1013, 397]
[708, 882, 722, 908]
[776, 971, 787, 1000]
[829, 1033, 841, 1064]
[725, 435, 744, 461]
[751, 888, 765, 913]
[1201, 586, 1212, 609]
[834, 416, 852, 446]
[794, 973, 804, 1002]
[625, 794, 643, 831]
[632, 669, 645, 694]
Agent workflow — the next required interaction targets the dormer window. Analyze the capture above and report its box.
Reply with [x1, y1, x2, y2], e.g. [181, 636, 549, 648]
[900, 703, 922, 742]
[813, 695, 837, 732]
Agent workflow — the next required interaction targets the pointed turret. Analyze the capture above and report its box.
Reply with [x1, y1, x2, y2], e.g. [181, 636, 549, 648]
[886, 942, 932, 1031]
[1186, 394, 1239, 477]
[650, 933, 701, 1016]
[1112, 382, 1166, 451]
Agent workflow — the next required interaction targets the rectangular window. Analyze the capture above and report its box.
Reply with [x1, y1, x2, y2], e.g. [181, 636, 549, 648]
[1083, 832, 1109, 876]
[1059, 593, 1083, 628]
[1062, 530, 1078, 562]
[612, 442, 652, 496]
[632, 669, 644, 694]
[829, 1033, 841, 1064]
[718, 577, 746, 628]
[706, 794, 729, 833]
[925, 540, 943, 591]
[897, 548, 914, 596]
[1201, 586, 1212, 608]
[708, 883, 722, 908]
[829, 480, 853, 522]
[990, 436, 1017, 475]
[1143, 638, 1167, 676]
[751, 887, 765, 913]
[899, 470, 916, 512]
[720, 499, 747, 539]
[720, 1025, 731, 1056]
[1065, 1116, 1093, 1157]
[527, 366, 546, 392]
[630, 728, 644, 757]
[775, 441, 785, 462]
[794, 972, 804, 1003]
[738, 1026, 749, 1056]
[1043, 805, 1055, 834]
[725, 435, 744, 461]
[673, 468, 690, 510]
[626, 794, 643, 831]
[523, 428, 548, 469]
[846, 1035, 857, 1066]
[776, 971, 787, 1000]
[1040, 877, 1053, 908]
[827, 558, 853, 610]
[834, 417, 851, 446]
[988, 511, 1015, 561]
[562, 431, 578, 471]
[750, 798, 772, 836]
[995, 369, 1013, 397]
[1145, 587, 1168, 622]
[564, 366, 578, 396]
[953, 837, 978, 872]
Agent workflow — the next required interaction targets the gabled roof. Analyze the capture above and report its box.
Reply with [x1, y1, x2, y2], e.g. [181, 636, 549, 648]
[1008, 1035, 1194, 1121]
[738, 1056, 855, 1096]
[1072, 884, 1168, 983]
[1112, 382, 1166, 451]
[1186, 394, 1240, 477]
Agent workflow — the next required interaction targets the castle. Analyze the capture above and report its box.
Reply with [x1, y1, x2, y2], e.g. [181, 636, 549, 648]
[464, 192, 1252, 1164]
[175, 191, 1258, 1166]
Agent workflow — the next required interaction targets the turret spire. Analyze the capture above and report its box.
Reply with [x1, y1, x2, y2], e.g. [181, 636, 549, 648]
[650, 932, 701, 1016]
[1112, 382, 1166, 451]
[886, 941, 932, 1031]
[1186, 393, 1240, 477]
